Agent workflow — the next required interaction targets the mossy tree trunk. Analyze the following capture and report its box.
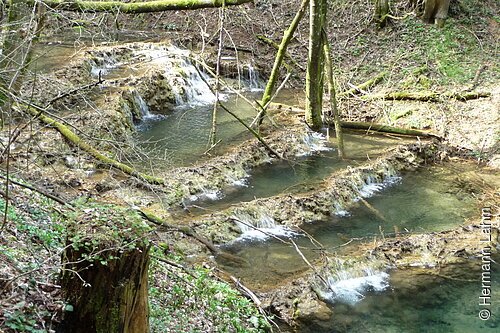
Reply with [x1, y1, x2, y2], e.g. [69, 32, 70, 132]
[258, 0, 309, 126]
[422, 0, 450, 27]
[322, 31, 345, 158]
[34, 0, 252, 13]
[305, 0, 326, 130]
[59, 206, 151, 333]
[373, 0, 390, 28]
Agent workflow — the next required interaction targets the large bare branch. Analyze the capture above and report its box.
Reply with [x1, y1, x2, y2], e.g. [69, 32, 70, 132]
[37, 0, 253, 13]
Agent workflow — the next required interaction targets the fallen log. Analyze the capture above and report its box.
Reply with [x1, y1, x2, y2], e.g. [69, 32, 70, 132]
[268, 102, 440, 138]
[339, 71, 387, 96]
[340, 121, 440, 138]
[23, 105, 164, 185]
[36, 0, 253, 13]
[361, 90, 491, 102]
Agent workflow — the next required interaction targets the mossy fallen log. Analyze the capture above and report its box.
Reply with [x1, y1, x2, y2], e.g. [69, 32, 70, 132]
[268, 102, 439, 138]
[24, 106, 164, 185]
[37, 0, 253, 13]
[340, 121, 440, 138]
[361, 90, 491, 102]
[339, 71, 387, 96]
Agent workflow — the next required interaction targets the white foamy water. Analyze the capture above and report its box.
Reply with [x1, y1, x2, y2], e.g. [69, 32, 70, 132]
[357, 175, 401, 198]
[325, 270, 390, 305]
[245, 63, 264, 92]
[297, 131, 333, 157]
[189, 188, 222, 202]
[233, 213, 298, 241]
[133, 92, 164, 121]
[320, 260, 390, 305]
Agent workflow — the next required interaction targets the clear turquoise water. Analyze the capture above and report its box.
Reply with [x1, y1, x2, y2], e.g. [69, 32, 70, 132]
[217, 164, 482, 287]
[216, 163, 499, 333]
[136, 93, 259, 168]
[302, 259, 500, 333]
[189, 132, 411, 214]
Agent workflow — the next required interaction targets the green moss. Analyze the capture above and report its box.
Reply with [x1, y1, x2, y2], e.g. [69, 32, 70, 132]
[67, 199, 152, 259]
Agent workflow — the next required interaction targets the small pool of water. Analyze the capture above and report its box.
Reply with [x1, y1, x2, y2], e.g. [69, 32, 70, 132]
[136, 92, 260, 168]
[188, 133, 413, 214]
[217, 163, 484, 289]
[301, 259, 500, 333]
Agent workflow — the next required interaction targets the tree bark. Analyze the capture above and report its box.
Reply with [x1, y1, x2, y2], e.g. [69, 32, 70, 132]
[258, 0, 309, 126]
[59, 208, 151, 333]
[373, 0, 390, 28]
[305, 0, 326, 130]
[36, 0, 253, 13]
[322, 31, 345, 158]
[422, 0, 450, 27]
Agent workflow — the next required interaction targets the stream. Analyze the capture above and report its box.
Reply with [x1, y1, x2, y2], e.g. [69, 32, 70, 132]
[216, 163, 481, 289]
[34, 41, 498, 333]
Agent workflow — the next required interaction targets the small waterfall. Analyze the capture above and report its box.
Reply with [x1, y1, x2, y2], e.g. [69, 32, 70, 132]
[188, 188, 222, 202]
[232, 209, 297, 241]
[133, 91, 163, 121]
[297, 131, 333, 156]
[169, 57, 217, 106]
[356, 167, 400, 199]
[319, 259, 389, 305]
[245, 63, 264, 91]
[123, 44, 218, 107]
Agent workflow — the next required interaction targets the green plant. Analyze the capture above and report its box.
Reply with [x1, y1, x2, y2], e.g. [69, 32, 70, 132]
[149, 258, 271, 333]
[4, 309, 45, 333]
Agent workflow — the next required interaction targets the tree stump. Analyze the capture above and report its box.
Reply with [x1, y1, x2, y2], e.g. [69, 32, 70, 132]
[58, 202, 151, 333]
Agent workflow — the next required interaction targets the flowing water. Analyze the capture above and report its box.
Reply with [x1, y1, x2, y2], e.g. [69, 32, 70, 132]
[136, 92, 260, 167]
[34, 41, 498, 332]
[301, 259, 500, 333]
[217, 163, 483, 288]
[188, 132, 414, 214]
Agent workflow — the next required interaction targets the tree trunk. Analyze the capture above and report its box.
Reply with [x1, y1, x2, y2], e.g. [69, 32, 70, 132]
[361, 90, 491, 102]
[322, 32, 345, 158]
[258, 0, 309, 125]
[373, 0, 390, 28]
[0, 0, 43, 124]
[59, 207, 151, 333]
[341, 121, 439, 138]
[36, 0, 253, 13]
[422, 0, 450, 27]
[305, 0, 326, 130]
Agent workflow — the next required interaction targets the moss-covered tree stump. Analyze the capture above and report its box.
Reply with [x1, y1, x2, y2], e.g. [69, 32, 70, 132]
[59, 201, 152, 333]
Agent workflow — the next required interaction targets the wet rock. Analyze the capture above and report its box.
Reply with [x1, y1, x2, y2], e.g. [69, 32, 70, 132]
[63, 155, 79, 169]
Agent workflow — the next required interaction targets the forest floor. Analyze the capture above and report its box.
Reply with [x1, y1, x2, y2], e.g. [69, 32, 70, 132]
[0, 0, 499, 332]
